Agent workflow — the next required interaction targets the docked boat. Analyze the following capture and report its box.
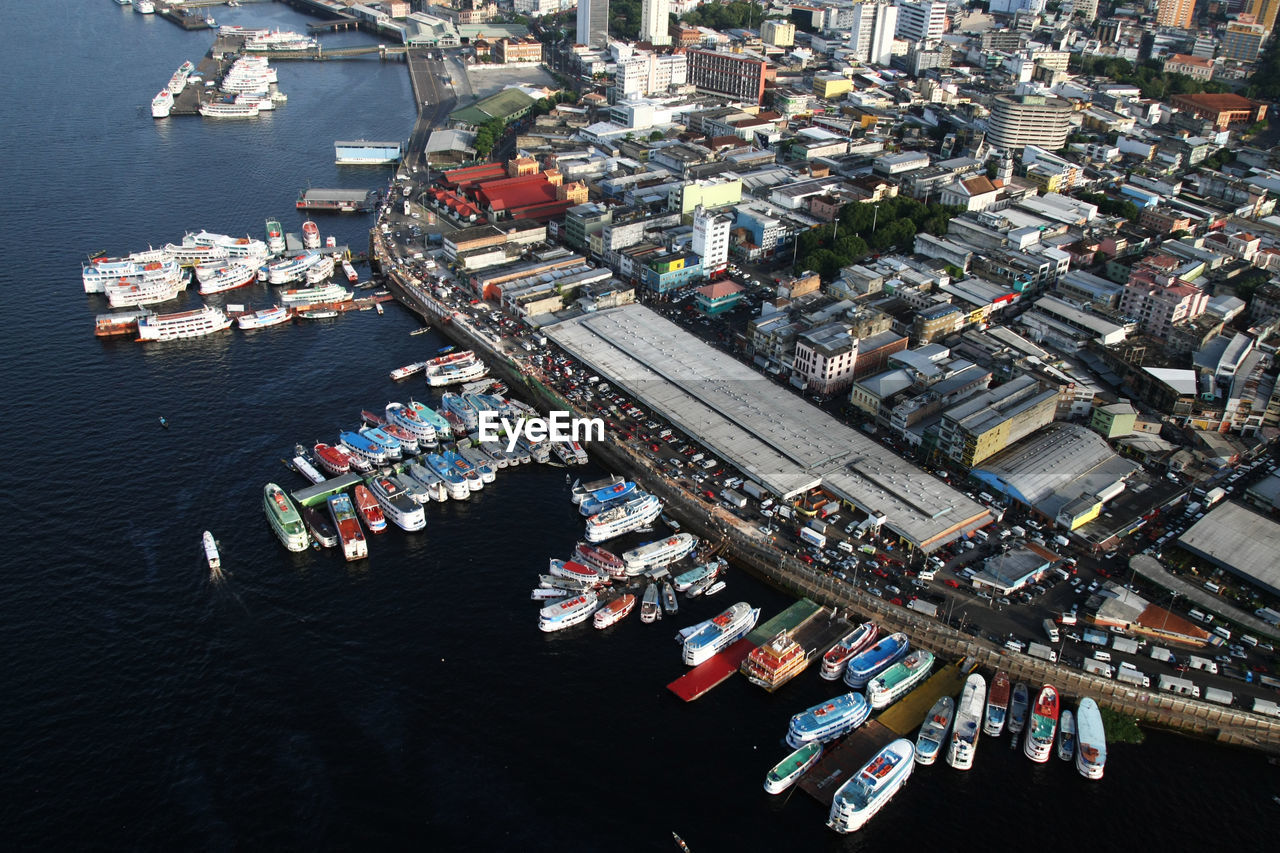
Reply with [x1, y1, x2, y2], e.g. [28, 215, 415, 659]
[406, 401, 451, 438]
[549, 558, 608, 587]
[786, 692, 871, 748]
[199, 100, 260, 119]
[196, 261, 257, 295]
[386, 403, 437, 443]
[303, 254, 335, 285]
[672, 560, 721, 592]
[442, 449, 484, 491]
[827, 739, 915, 834]
[593, 593, 636, 629]
[291, 452, 325, 485]
[1023, 684, 1060, 763]
[703, 580, 726, 596]
[390, 361, 428, 381]
[843, 632, 910, 690]
[540, 574, 591, 594]
[353, 484, 386, 533]
[168, 61, 194, 95]
[571, 474, 624, 504]
[1057, 708, 1076, 762]
[538, 591, 599, 633]
[244, 29, 318, 51]
[202, 530, 221, 571]
[1008, 681, 1030, 736]
[622, 533, 697, 576]
[1074, 698, 1107, 780]
[579, 492, 631, 517]
[764, 742, 823, 795]
[312, 443, 350, 475]
[391, 472, 431, 506]
[263, 483, 309, 552]
[105, 268, 190, 309]
[133, 0, 155, 13]
[342, 259, 358, 282]
[327, 493, 368, 562]
[380, 423, 421, 455]
[457, 445, 496, 482]
[743, 631, 810, 692]
[151, 89, 173, 118]
[366, 474, 426, 531]
[82, 249, 172, 293]
[586, 479, 636, 505]
[914, 696, 954, 766]
[301, 221, 320, 249]
[640, 582, 661, 623]
[819, 621, 879, 681]
[267, 253, 321, 285]
[439, 392, 478, 432]
[423, 453, 470, 500]
[585, 493, 663, 543]
[265, 219, 286, 254]
[189, 232, 270, 266]
[572, 542, 625, 579]
[425, 350, 488, 387]
[867, 649, 934, 710]
[94, 309, 154, 337]
[137, 306, 232, 341]
[301, 506, 338, 548]
[947, 673, 986, 771]
[681, 601, 760, 666]
[661, 582, 678, 614]
[984, 670, 1011, 737]
[359, 427, 402, 461]
[163, 240, 229, 267]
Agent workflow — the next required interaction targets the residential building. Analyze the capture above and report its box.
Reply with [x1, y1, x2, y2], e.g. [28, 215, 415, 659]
[692, 205, 732, 273]
[761, 20, 795, 47]
[615, 51, 687, 98]
[935, 374, 1058, 468]
[814, 73, 853, 99]
[1071, 0, 1098, 22]
[793, 322, 859, 396]
[1120, 268, 1210, 341]
[1248, 0, 1280, 34]
[912, 303, 965, 346]
[895, 0, 946, 44]
[986, 95, 1072, 152]
[848, 1, 898, 66]
[1155, 0, 1195, 28]
[576, 0, 609, 49]
[671, 176, 742, 215]
[640, 0, 671, 45]
[1223, 22, 1266, 62]
[1090, 400, 1138, 439]
[686, 50, 771, 104]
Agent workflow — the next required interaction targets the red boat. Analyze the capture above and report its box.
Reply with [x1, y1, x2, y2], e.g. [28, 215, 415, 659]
[313, 442, 352, 476]
[550, 558, 608, 586]
[360, 409, 386, 426]
[353, 485, 387, 534]
[441, 409, 467, 438]
[594, 593, 636, 629]
[380, 422, 419, 452]
[574, 541, 626, 579]
[426, 349, 475, 368]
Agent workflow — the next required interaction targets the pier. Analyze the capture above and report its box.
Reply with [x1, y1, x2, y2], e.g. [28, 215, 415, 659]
[666, 637, 756, 702]
[291, 472, 362, 507]
[746, 598, 821, 645]
[796, 723, 896, 807]
[876, 661, 970, 736]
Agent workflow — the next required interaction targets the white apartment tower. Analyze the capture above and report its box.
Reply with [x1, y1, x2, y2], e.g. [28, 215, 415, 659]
[616, 51, 687, 98]
[577, 0, 610, 49]
[640, 0, 671, 46]
[848, 1, 899, 66]
[895, 0, 947, 44]
[692, 205, 732, 273]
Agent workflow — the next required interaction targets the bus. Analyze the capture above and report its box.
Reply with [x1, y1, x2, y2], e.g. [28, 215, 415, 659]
[1042, 619, 1061, 643]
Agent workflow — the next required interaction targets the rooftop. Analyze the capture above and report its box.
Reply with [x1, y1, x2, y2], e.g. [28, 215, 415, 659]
[1177, 501, 1280, 597]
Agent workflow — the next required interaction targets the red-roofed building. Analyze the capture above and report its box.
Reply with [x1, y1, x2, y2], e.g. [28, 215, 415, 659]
[1169, 92, 1267, 130]
[1132, 603, 1212, 647]
[441, 162, 507, 189]
[694, 280, 744, 315]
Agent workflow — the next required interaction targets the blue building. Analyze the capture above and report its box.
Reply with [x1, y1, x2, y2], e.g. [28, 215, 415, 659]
[642, 252, 703, 293]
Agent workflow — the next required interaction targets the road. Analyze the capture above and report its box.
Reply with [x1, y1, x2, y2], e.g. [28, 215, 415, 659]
[404, 50, 467, 172]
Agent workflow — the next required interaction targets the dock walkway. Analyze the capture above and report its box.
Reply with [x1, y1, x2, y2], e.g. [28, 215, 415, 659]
[746, 598, 820, 646]
[877, 661, 968, 736]
[796, 722, 896, 807]
[666, 637, 756, 702]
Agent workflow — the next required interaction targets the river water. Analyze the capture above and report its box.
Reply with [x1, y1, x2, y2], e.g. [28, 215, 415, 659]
[0, 2, 1276, 849]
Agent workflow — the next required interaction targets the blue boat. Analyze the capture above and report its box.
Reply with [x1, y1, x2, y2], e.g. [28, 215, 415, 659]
[407, 399, 451, 436]
[339, 429, 388, 465]
[579, 492, 632, 517]
[786, 692, 871, 748]
[359, 426, 402, 460]
[440, 392, 477, 431]
[588, 480, 636, 504]
[843, 632, 910, 690]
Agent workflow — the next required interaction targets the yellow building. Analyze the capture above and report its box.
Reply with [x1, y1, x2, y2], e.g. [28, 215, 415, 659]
[813, 73, 853, 100]
[761, 19, 796, 47]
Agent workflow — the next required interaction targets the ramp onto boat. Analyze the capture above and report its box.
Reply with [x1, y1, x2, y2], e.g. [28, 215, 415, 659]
[745, 598, 821, 646]
[876, 661, 967, 737]
[291, 473, 362, 507]
[667, 637, 755, 702]
[797, 722, 896, 806]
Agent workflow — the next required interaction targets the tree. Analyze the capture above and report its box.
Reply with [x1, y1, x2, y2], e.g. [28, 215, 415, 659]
[650, 130, 665, 141]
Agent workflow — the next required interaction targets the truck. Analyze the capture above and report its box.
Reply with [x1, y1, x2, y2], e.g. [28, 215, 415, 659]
[1187, 655, 1218, 675]
[1203, 686, 1234, 706]
[1157, 674, 1199, 697]
[1149, 646, 1175, 664]
[741, 481, 768, 501]
[1042, 619, 1060, 643]
[798, 527, 826, 549]
[1253, 698, 1280, 718]
[819, 501, 841, 519]
[1082, 629, 1109, 646]
[906, 598, 938, 617]
[1204, 486, 1226, 507]
[720, 489, 748, 510]
[1116, 665, 1150, 688]
[1027, 642, 1058, 663]
[1111, 636, 1140, 655]
[1083, 658, 1114, 679]
[1183, 501, 1202, 517]
[807, 519, 828, 535]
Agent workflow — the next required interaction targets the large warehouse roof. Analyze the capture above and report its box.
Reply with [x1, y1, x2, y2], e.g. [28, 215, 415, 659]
[972, 423, 1139, 519]
[1178, 501, 1280, 597]
[547, 305, 990, 551]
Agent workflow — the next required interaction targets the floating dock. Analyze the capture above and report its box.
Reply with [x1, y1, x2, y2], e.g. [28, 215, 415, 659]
[877, 660, 969, 736]
[666, 637, 756, 702]
[335, 140, 403, 166]
[291, 472, 362, 507]
[740, 606, 849, 691]
[296, 188, 376, 213]
[746, 598, 821, 645]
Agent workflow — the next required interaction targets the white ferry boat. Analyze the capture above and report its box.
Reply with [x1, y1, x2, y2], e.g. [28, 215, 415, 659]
[303, 254, 335, 285]
[681, 601, 759, 666]
[593, 594, 635, 629]
[199, 100, 260, 119]
[244, 30, 317, 51]
[105, 273, 189, 308]
[137, 305, 232, 341]
[164, 241, 230, 268]
[1023, 684, 1060, 764]
[640, 582, 661, 623]
[234, 93, 275, 111]
[83, 249, 168, 293]
[786, 692, 871, 748]
[914, 696, 953, 767]
[1074, 698, 1107, 780]
[266, 253, 321, 285]
[827, 739, 915, 834]
[819, 621, 878, 681]
[947, 673, 986, 771]
[196, 261, 257, 295]
[764, 742, 823, 795]
[584, 493, 663, 543]
[866, 649, 934, 710]
[538, 591, 599, 633]
[621, 533, 697, 575]
[385, 402, 437, 443]
[425, 350, 489, 387]
[843, 632, 910, 690]
[263, 483, 308, 552]
[151, 89, 173, 118]
[133, 1, 155, 13]
[365, 475, 425, 531]
[237, 305, 290, 329]
[278, 281, 352, 306]
[167, 61, 194, 95]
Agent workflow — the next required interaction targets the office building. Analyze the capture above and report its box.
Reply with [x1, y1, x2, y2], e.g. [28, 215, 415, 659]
[849, 1, 898, 66]
[577, 0, 609, 49]
[686, 49, 771, 104]
[895, 0, 947, 44]
[986, 94, 1072, 152]
[1223, 22, 1266, 62]
[1248, 0, 1280, 33]
[640, 0, 671, 46]
[761, 20, 796, 47]
[1155, 0, 1196, 28]
[692, 205, 732, 274]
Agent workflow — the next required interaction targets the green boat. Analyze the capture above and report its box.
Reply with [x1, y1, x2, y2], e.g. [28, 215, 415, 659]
[763, 741, 823, 794]
[263, 482, 309, 552]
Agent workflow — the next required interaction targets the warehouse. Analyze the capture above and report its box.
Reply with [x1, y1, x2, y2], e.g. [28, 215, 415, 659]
[1178, 501, 1280, 597]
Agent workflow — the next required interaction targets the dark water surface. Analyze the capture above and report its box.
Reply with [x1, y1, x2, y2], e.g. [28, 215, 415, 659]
[0, 2, 1277, 850]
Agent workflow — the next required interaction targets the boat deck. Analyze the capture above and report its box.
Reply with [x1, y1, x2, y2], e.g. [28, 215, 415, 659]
[796, 722, 896, 806]
[738, 607, 850, 690]
[745, 598, 821, 646]
[291, 472, 362, 507]
[666, 637, 756, 702]
[876, 661, 970, 737]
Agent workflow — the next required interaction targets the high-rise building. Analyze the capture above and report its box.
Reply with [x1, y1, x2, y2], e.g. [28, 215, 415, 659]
[615, 50, 687, 98]
[986, 94, 1072, 152]
[640, 0, 671, 46]
[1247, 0, 1280, 32]
[1155, 0, 1196, 28]
[761, 19, 796, 47]
[848, 1, 898, 66]
[1223, 21, 1266, 61]
[895, 0, 947, 44]
[576, 0, 610, 49]
[686, 49, 771, 104]
[692, 205, 732, 273]
[1071, 0, 1098, 21]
